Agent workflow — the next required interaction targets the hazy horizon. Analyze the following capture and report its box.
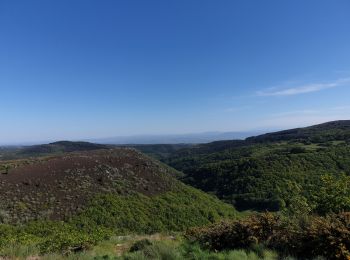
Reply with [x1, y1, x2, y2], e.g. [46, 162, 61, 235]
[1, 119, 349, 146]
[0, 129, 268, 146]
[1, 1, 350, 144]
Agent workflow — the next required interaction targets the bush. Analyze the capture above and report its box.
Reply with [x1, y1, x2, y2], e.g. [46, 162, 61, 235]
[186, 213, 280, 251]
[298, 212, 350, 259]
[72, 187, 237, 234]
[129, 239, 153, 252]
[311, 174, 350, 214]
[186, 212, 350, 260]
[124, 241, 181, 260]
[0, 188, 236, 255]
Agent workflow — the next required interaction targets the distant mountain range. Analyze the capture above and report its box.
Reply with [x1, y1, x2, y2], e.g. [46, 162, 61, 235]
[88, 131, 264, 145]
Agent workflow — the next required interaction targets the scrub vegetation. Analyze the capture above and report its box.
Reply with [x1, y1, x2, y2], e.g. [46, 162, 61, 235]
[0, 121, 349, 259]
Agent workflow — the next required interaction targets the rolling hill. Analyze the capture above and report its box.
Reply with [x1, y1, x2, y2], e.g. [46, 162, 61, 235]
[154, 120, 350, 212]
[247, 120, 350, 143]
[0, 148, 236, 224]
[0, 141, 111, 161]
[0, 123, 349, 257]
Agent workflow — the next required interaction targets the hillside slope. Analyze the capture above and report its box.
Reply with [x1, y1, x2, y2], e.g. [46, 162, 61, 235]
[161, 120, 350, 211]
[247, 120, 350, 143]
[0, 148, 236, 225]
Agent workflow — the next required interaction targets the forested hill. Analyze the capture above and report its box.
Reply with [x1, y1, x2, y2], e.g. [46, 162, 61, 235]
[0, 148, 238, 254]
[155, 120, 350, 158]
[247, 120, 350, 143]
[0, 148, 237, 225]
[0, 141, 112, 160]
[160, 120, 350, 213]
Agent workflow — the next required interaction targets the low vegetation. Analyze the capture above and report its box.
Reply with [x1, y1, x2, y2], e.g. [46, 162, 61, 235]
[154, 121, 350, 213]
[0, 149, 237, 256]
[1, 121, 350, 259]
[0, 141, 112, 161]
[186, 212, 350, 260]
[0, 148, 188, 223]
[0, 187, 237, 255]
[0, 233, 279, 260]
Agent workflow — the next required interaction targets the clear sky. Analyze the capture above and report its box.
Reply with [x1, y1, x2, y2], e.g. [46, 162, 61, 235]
[1, 0, 350, 144]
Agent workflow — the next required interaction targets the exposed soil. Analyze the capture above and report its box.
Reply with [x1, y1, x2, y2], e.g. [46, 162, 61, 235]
[0, 148, 177, 223]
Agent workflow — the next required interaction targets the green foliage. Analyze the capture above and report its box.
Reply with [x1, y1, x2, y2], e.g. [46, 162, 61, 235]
[0, 221, 110, 255]
[73, 185, 237, 234]
[0, 187, 236, 255]
[122, 239, 277, 260]
[124, 240, 181, 260]
[0, 243, 39, 258]
[129, 239, 153, 253]
[186, 212, 350, 259]
[0, 141, 111, 161]
[246, 120, 350, 143]
[160, 136, 350, 213]
[278, 180, 312, 216]
[311, 174, 350, 214]
[127, 121, 350, 214]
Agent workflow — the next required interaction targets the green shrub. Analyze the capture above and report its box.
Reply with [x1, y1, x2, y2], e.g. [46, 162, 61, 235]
[129, 239, 153, 252]
[123, 241, 181, 260]
[0, 188, 236, 255]
[72, 187, 237, 234]
[123, 240, 277, 260]
[311, 174, 350, 214]
[186, 213, 281, 251]
[186, 212, 350, 259]
[0, 243, 39, 258]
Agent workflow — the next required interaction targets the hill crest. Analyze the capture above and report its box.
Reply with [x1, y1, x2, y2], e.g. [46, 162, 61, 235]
[0, 148, 178, 222]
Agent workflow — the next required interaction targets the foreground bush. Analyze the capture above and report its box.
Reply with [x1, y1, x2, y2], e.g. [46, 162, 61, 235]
[186, 212, 350, 260]
[0, 188, 236, 255]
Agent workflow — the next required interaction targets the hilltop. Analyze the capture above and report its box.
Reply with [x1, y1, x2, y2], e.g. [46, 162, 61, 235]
[247, 120, 350, 143]
[0, 148, 171, 222]
[20, 141, 111, 154]
[0, 141, 111, 161]
[0, 148, 236, 224]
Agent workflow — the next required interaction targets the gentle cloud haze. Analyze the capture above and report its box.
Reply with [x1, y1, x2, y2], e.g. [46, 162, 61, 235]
[256, 78, 350, 97]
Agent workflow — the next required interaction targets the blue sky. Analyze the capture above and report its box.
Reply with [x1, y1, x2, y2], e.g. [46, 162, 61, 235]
[1, 0, 350, 144]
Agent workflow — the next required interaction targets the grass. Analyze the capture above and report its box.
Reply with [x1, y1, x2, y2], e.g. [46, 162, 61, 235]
[36, 236, 279, 260]
[0, 243, 39, 258]
[0, 231, 330, 260]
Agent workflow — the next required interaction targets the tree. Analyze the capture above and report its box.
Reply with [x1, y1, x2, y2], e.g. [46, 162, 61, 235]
[312, 174, 350, 214]
[278, 180, 312, 216]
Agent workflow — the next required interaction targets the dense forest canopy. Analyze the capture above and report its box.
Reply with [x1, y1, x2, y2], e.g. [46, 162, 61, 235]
[140, 121, 350, 213]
